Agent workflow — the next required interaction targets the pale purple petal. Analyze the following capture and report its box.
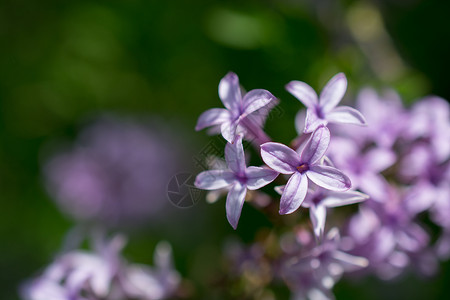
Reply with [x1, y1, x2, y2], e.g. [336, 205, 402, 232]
[226, 182, 247, 229]
[218, 72, 241, 112]
[319, 73, 347, 113]
[300, 125, 330, 165]
[373, 227, 396, 261]
[225, 135, 246, 175]
[310, 204, 326, 238]
[21, 279, 69, 300]
[348, 206, 380, 242]
[331, 251, 369, 269]
[358, 173, 388, 202]
[241, 89, 276, 117]
[321, 190, 369, 207]
[365, 148, 396, 173]
[285, 80, 318, 108]
[325, 106, 367, 126]
[261, 142, 300, 174]
[274, 185, 285, 195]
[306, 165, 351, 191]
[195, 108, 230, 131]
[295, 109, 307, 135]
[304, 108, 327, 133]
[220, 121, 238, 144]
[245, 166, 279, 190]
[239, 116, 272, 145]
[279, 172, 308, 214]
[195, 170, 235, 190]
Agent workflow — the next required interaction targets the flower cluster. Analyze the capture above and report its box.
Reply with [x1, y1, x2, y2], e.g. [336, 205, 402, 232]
[21, 235, 180, 300]
[23, 115, 184, 300]
[195, 72, 373, 298]
[44, 115, 183, 228]
[334, 89, 450, 280]
[195, 72, 450, 298]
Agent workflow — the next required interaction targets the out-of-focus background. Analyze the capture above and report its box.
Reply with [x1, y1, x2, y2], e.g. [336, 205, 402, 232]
[1, 0, 449, 299]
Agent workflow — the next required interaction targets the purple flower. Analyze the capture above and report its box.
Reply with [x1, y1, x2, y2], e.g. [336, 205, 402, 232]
[21, 235, 180, 300]
[196, 72, 277, 144]
[120, 242, 181, 300]
[279, 228, 368, 300]
[352, 88, 407, 148]
[346, 185, 433, 279]
[303, 188, 368, 238]
[261, 126, 351, 215]
[286, 73, 366, 133]
[327, 137, 396, 202]
[44, 116, 184, 227]
[405, 96, 450, 163]
[195, 135, 279, 229]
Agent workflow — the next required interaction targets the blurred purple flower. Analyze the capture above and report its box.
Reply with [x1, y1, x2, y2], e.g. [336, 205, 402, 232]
[352, 88, 407, 148]
[44, 116, 184, 227]
[261, 126, 351, 215]
[279, 228, 368, 300]
[327, 137, 396, 201]
[196, 72, 277, 145]
[274, 184, 368, 238]
[22, 235, 180, 300]
[286, 73, 366, 133]
[346, 185, 433, 279]
[405, 96, 450, 163]
[303, 188, 368, 238]
[429, 166, 450, 238]
[195, 135, 278, 229]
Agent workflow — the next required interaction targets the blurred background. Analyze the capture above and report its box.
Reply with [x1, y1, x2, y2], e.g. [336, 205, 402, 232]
[1, 0, 449, 299]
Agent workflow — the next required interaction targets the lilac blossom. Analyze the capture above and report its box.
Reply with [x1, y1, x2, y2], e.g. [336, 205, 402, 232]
[405, 96, 450, 163]
[286, 73, 366, 133]
[44, 116, 184, 227]
[21, 235, 180, 300]
[352, 88, 407, 147]
[196, 72, 277, 144]
[274, 184, 368, 238]
[327, 137, 396, 202]
[279, 228, 368, 300]
[303, 187, 368, 238]
[195, 135, 279, 229]
[430, 181, 450, 231]
[261, 125, 351, 215]
[346, 185, 434, 279]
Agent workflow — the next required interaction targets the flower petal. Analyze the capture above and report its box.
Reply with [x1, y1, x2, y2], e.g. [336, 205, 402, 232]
[242, 89, 276, 117]
[321, 190, 369, 207]
[279, 172, 308, 214]
[365, 148, 396, 173]
[195, 170, 235, 190]
[261, 142, 300, 174]
[300, 125, 330, 165]
[218, 72, 241, 112]
[310, 204, 326, 238]
[274, 185, 285, 195]
[306, 165, 351, 191]
[285, 80, 318, 108]
[239, 116, 271, 145]
[225, 135, 246, 175]
[195, 108, 230, 131]
[319, 73, 347, 113]
[226, 182, 247, 229]
[331, 250, 369, 270]
[358, 173, 388, 202]
[326, 106, 367, 126]
[294, 109, 306, 135]
[220, 121, 238, 144]
[304, 108, 327, 133]
[245, 166, 279, 190]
